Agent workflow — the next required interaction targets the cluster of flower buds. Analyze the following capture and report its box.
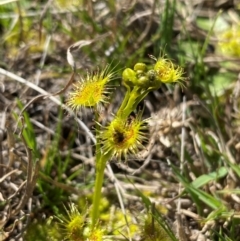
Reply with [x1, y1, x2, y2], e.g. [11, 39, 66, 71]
[123, 56, 185, 91]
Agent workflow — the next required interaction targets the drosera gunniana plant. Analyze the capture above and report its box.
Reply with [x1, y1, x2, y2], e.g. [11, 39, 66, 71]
[63, 49, 185, 239]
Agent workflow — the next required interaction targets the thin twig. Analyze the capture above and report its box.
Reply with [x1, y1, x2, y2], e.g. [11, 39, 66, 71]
[0, 169, 19, 183]
[7, 180, 26, 201]
[0, 68, 95, 143]
[67, 33, 111, 71]
[136, 0, 157, 45]
[35, 35, 52, 86]
[0, 129, 4, 178]
[132, 152, 153, 175]
[178, 95, 186, 212]
[176, 95, 187, 241]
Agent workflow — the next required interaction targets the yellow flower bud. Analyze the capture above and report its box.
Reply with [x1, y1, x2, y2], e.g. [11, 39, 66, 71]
[137, 75, 150, 88]
[122, 68, 138, 88]
[134, 63, 147, 74]
[153, 57, 185, 85]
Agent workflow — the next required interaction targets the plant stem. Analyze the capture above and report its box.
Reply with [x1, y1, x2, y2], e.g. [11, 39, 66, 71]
[94, 109, 101, 162]
[120, 87, 141, 119]
[116, 87, 131, 118]
[91, 151, 112, 229]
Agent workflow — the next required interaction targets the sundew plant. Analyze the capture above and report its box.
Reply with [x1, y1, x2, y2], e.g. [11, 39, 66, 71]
[3, 1, 240, 240]
[63, 51, 185, 240]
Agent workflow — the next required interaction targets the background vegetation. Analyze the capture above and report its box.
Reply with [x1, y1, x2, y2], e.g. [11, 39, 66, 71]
[1, 0, 240, 240]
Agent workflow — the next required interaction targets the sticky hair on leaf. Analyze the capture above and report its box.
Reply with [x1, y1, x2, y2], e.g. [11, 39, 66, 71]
[66, 65, 116, 111]
[55, 203, 85, 241]
[101, 112, 148, 160]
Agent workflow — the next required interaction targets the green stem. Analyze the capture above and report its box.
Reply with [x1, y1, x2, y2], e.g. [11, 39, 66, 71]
[116, 88, 131, 117]
[120, 87, 146, 119]
[95, 109, 101, 162]
[131, 89, 150, 111]
[91, 151, 112, 229]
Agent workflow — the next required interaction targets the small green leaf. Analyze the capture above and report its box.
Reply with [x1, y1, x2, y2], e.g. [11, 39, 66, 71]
[192, 167, 228, 188]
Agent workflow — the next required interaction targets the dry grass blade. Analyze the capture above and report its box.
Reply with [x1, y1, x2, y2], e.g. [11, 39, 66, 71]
[0, 67, 96, 143]
[38, 172, 80, 194]
[0, 0, 18, 5]
[67, 33, 112, 71]
[16, 72, 74, 123]
[136, 0, 157, 45]
[5, 125, 16, 168]
[0, 129, 4, 178]
[175, 96, 187, 240]
[10, 117, 39, 217]
[6, 180, 26, 201]
[0, 169, 19, 183]
[51, 72, 75, 96]
[38, 0, 54, 42]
